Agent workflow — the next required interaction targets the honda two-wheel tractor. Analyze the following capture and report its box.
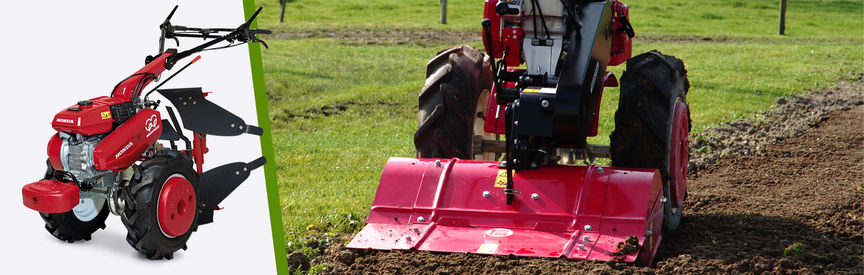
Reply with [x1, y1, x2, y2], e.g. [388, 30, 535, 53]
[21, 6, 271, 260]
[349, 0, 690, 266]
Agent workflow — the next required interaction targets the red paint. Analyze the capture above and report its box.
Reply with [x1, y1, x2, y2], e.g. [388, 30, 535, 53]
[92, 109, 162, 171]
[47, 134, 64, 171]
[348, 157, 665, 264]
[669, 101, 689, 209]
[482, 0, 523, 67]
[51, 96, 126, 136]
[192, 133, 208, 174]
[501, 27, 523, 67]
[22, 179, 80, 213]
[482, 0, 504, 59]
[111, 52, 173, 101]
[609, 0, 632, 66]
[157, 175, 196, 237]
[484, 80, 520, 134]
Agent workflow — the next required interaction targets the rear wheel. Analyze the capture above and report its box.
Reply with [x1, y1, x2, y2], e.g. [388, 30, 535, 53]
[121, 151, 199, 260]
[39, 160, 109, 243]
[610, 50, 690, 231]
[414, 45, 494, 160]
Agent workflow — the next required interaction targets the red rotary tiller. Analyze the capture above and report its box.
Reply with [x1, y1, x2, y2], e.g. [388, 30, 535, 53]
[22, 6, 270, 260]
[349, 0, 691, 265]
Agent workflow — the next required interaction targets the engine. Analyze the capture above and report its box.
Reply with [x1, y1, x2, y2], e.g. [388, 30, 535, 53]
[57, 133, 111, 185]
[480, 0, 634, 171]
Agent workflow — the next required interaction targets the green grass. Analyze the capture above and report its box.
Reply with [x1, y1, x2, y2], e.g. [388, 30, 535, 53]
[255, 0, 484, 31]
[257, 0, 863, 258]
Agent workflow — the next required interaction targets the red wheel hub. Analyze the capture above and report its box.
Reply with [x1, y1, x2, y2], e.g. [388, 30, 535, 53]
[157, 175, 196, 238]
[669, 101, 689, 209]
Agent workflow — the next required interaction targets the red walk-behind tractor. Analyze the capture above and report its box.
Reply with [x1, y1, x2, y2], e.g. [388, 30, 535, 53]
[21, 6, 270, 260]
[349, 0, 690, 265]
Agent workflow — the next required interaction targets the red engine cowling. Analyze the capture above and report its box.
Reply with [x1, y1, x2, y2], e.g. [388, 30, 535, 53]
[47, 134, 64, 171]
[51, 96, 130, 136]
[93, 109, 162, 171]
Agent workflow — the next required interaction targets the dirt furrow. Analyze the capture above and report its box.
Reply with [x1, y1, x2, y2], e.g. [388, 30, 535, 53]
[297, 79, 863, 274]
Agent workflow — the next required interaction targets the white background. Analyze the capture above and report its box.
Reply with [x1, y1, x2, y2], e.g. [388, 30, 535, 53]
[0, 1, 278, 273]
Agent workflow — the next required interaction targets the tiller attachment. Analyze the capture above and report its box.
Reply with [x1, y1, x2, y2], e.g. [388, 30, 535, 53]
[348, 157, 665, 264]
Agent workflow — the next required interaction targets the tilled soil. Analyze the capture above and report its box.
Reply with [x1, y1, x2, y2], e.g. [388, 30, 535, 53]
[295, 78, 863, 274]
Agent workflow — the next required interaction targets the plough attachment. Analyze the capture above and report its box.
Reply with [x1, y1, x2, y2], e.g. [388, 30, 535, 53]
[348, 157, 666, 264]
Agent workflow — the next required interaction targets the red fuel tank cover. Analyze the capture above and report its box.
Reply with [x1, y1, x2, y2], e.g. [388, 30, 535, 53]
[22, 179, 80, 213]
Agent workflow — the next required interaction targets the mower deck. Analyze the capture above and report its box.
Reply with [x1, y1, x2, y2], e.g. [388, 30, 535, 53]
[348, 157, 665, 264]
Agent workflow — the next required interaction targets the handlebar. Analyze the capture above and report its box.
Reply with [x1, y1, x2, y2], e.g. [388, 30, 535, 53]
[158, 6, 271, 69]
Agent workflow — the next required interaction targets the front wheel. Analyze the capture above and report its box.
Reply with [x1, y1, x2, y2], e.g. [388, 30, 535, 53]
[40, 198, 109, 243]
[121, 151, 199, 260]
[414, 45, 494, 160]
[39, 160, 109, 242]
[610, 50, 691, 231]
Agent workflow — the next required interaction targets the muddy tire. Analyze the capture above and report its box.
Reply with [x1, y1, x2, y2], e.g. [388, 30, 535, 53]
[610, 50, 691, 231]
[39, 160, 109, 243]
[414, 45, 494, 159]
[121, 150, 199, 260]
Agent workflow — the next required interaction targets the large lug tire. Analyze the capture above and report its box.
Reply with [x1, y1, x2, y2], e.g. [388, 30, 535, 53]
[121, 151, 199, 260]
[610, 50, 691, 231]
[414, 45, 495, 160]
[39, 160, 109, 243]
[40, 201, 109, 243]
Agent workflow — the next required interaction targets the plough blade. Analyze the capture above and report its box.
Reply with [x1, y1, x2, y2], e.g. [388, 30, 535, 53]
[197, 156, 266, 225]
[348, 157, 665, 264]
[157, 88, 263, 136]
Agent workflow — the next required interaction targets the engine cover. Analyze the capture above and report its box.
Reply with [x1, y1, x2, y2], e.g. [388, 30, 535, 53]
[51, 96, 132, 136]
[93, 109, 162, 171]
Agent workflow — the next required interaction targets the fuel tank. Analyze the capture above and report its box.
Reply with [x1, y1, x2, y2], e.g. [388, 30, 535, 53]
[51, 96, 133, 136]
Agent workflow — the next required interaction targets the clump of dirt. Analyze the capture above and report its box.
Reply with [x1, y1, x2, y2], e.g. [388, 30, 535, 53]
[272, 100, 402, 121]
[287, 251, 310, 273]
[609, 235, 642, 258]
[689, 73, 863, 172]
[300, 77, 863, 274]
[269, 28, 480, 47]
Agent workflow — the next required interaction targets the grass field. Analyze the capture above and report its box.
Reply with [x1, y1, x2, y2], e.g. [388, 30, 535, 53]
[254, 0, 863, 259]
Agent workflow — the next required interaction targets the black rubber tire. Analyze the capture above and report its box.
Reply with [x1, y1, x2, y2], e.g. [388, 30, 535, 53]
[39, 160, 109, 243]
[40, 204, 109, 243]
[610, 50, 691, 231]
[121, 150, 199, 260]
[414, 45, 493, 159]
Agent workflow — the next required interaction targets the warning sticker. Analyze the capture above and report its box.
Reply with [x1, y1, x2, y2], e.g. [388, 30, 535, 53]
[494, 169, 508, 188]
[477, 243, 499, 254]
[100, 111, 112, 120]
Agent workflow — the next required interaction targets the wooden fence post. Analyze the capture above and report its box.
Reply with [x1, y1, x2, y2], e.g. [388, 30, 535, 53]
[280, 0, 287, 23]
[779, 0, 787, 35]
[440, 0, 447, 24]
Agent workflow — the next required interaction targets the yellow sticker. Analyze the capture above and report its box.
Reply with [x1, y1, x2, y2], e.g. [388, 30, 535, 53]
[522, 88, 539, 93]
[494, 169, 508, 188]
[100, 111, 112, 120]
[477, 243, 499, 254]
